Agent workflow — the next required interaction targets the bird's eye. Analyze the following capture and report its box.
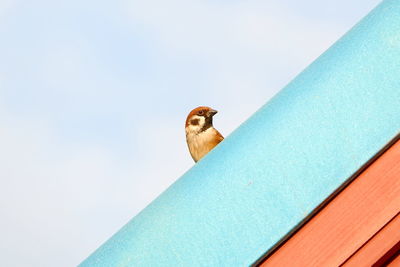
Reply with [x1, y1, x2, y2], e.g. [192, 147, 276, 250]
[198, 110, 204, 115]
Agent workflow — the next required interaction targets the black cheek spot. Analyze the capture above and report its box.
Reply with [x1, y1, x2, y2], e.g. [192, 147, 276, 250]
[190, 119, 199, 126]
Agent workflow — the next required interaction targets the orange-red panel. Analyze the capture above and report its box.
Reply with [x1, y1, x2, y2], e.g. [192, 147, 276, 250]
[260, 139, 400, 267]
[388, 254, 400, 267]
[343, 214, 400, 266]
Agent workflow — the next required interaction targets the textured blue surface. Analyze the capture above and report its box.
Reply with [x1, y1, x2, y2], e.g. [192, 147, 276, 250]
[80, 1, 400, 266]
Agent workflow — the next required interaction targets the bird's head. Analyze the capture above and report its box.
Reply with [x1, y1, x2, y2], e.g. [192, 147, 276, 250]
[185, 106, 218, 135]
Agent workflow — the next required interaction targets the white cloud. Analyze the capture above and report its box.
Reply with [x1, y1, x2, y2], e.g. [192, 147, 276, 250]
[0, 0, 15, 20]
[124, 0, 341, 62]
[0, 108, 192, 266]
[38, 39, 97, 94]
[122, 0, 347, 136]
[0, 115, 143, 266]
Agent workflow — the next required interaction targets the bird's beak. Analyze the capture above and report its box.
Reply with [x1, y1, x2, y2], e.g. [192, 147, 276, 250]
[208, 109, 218, 117]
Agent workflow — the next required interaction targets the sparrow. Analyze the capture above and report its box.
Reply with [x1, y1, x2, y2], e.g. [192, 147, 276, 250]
[185, 106, 224, 162]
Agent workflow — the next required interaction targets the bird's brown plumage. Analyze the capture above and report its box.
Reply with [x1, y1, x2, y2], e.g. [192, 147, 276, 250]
[185, 106, 224, 162]
[185, 106, 211, 127]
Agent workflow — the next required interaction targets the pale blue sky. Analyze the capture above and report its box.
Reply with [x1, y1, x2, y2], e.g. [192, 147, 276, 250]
[0, 0, 381, 266]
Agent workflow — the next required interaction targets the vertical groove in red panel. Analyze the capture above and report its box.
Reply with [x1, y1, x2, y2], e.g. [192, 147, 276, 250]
[342, 213, 400, 266]
[373, 242, 400, 267]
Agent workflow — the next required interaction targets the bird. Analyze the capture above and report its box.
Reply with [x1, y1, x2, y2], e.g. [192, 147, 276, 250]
[185, 106, 224, 162]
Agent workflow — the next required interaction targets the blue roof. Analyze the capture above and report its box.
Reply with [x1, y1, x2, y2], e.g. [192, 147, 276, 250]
[80, 1, 400, 266]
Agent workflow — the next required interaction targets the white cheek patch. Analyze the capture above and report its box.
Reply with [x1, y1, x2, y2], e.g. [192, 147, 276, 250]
[187, 115, 205, 134]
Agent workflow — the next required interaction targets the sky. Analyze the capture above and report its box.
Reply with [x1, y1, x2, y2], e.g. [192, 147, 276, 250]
[0, 0, 381, 266]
